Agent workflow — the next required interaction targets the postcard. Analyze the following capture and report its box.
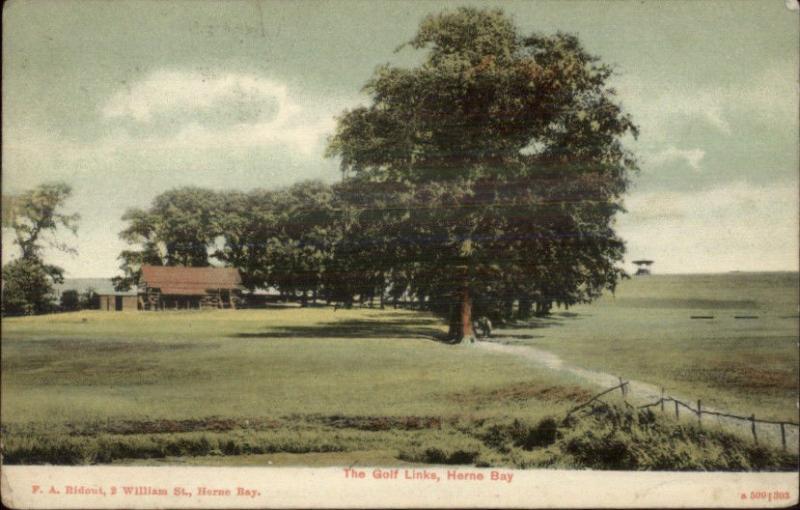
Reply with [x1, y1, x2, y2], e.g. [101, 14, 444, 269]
[1, 0, 798, 508]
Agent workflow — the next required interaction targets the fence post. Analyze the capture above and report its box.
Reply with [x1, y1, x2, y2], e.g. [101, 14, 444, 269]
[674, 400, 679, 419]
[697, 400, 702, 427]
[618, 377, 625, 398]
[780, 423, 786, 451]
[660, 388, 665, 412]
[750, 414, 757, 444]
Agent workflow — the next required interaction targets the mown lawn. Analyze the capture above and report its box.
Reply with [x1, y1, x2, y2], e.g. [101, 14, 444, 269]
[502, 272, 800, 422]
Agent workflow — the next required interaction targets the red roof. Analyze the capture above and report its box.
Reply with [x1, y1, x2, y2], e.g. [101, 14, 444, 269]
[140, 265, 242, 295]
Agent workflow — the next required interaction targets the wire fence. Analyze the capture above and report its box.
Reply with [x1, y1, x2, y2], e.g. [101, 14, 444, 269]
[564, 379, 800, 451]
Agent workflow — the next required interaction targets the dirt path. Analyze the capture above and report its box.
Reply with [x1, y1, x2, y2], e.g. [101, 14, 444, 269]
[475, 339, 799, 451]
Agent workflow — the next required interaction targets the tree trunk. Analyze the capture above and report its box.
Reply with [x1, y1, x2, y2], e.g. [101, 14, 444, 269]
[300, 289, 308, 307]
[447, 302, 459, 339]
[503, 297, 514, 321]
[450, 285, 475, 343]
[535, 300, 551, 317]
[518, 296, 532, 319]
[460, 285, 475, 343]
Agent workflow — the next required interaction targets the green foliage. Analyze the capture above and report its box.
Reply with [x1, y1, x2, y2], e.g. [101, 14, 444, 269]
[80, 288, 100, 310]
[212, 189, 281, 292]
[59, 288, 99, 311]
[556, 405, 797, 471]
[7, 182, 79, 260]
[3, 403, 795, 470]
[114, 187, 220, 289]
[2, 182, 77, 315]
[60, 289, 81, 311]
[1, 258, 59, 315]
[328, 7, 639, 339]
[397, 432, 486, 465]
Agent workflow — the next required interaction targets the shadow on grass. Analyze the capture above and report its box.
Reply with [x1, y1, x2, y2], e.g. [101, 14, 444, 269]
[506, 316, 568, 330]
[490, 333, 541, 340]
[232, 318, 449, 343]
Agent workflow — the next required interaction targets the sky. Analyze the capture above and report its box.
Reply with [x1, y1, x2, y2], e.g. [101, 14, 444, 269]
[2, 0, 798, 277]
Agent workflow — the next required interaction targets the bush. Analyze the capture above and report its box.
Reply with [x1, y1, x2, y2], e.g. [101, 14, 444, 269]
[518, 417, 560, 449]
[80, 289, 100, 310]
[397, 432, 485, 465]
[556, 405, 798, 471]
[1, 258, 59, 315]
[60, 290, 80, 311]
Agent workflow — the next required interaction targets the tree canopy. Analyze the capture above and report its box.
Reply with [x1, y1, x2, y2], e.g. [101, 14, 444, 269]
[327, 7, 638, 341]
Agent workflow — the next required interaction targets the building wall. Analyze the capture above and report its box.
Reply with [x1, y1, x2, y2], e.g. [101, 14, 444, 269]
[98, 294, 139, 311]
[99, 295, 113, 311]
[121, 295, 138, 311]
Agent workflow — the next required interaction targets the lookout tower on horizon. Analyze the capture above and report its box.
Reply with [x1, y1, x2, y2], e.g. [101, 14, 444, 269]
[632, 260, 654, 276]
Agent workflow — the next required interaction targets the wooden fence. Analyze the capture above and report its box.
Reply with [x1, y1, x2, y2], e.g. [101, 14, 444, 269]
[565, 379, 800, 451]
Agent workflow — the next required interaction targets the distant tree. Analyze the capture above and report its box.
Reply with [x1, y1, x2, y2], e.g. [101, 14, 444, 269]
[2, 182, 79, 315]
[151, 188, 220, 266]
[214, 189, 283, 293]
[114, 187, 220, 290]
[328, 8, 638, 342]
[8, 182, 79, 262]
[275, 181, 336, 306]
[60, 289, 80, 311]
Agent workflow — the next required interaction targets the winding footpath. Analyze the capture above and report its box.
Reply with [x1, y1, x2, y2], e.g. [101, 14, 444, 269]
[475, 338, 799, 452]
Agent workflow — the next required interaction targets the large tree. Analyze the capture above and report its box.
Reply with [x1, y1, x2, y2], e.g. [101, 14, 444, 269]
[328, 8, 638, 342]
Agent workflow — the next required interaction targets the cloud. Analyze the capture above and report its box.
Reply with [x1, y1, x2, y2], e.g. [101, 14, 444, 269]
[614, 77, 730, 138]
[103, 70, 296, 123]
[618, 181, 799, 273]
[101, 70, 337, 156]
[647, 146, 705, 172]
[613, 62, 798, 142]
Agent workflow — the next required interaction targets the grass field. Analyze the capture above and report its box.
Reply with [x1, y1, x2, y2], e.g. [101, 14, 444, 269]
[503, 272, 799, 422]
[1, 308, 590, 423]
[1, 272, 798, 469]
[2, 307, 598, 466]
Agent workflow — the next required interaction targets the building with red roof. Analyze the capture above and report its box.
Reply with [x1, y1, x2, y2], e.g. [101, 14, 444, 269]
[138, 265, 243, 310]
